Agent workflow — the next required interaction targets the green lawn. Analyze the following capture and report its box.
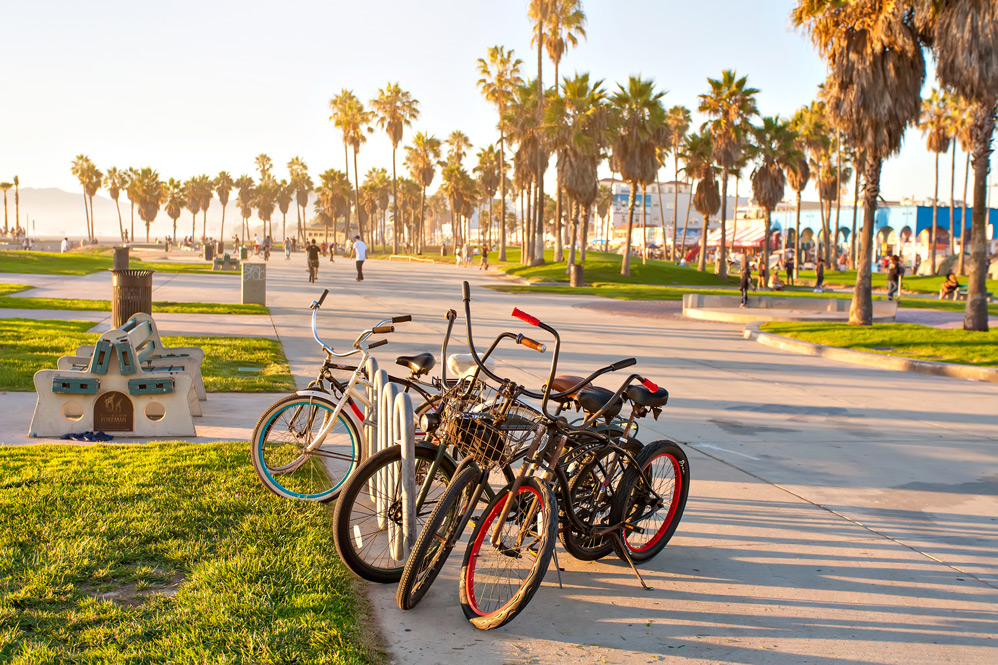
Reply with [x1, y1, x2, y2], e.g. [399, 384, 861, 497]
[760, 322, 998, 367]
[0, 250, 226, 276]
[0, 284, 268, 315]
[0, 442, 379, 664]
[0, 319, 294, 392]
[792, 268, 998, 295]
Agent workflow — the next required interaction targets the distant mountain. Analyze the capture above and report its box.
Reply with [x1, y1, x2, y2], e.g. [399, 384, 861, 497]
[10, 187, 275, 241]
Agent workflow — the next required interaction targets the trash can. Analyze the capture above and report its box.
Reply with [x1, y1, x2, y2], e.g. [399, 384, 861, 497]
[216, 240, 224, 255]
[203, 244, 215, 261]
[111, 269, 154, 328]
[569, 263, 585, 287]
[239, 247, 248, 260]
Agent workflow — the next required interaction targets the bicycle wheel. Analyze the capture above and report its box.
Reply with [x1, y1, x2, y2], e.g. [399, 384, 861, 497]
[251, 394, 362, 503]
[459, 477, 557, 630]
[333, 443, 456, 583]
[560, 445, 630, 561]
[609, 440, 690, 563]
[397, 465, 479, 610]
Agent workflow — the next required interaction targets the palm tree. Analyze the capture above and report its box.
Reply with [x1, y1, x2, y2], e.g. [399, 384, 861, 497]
[183, 178, 200, 240]
[446, 130, 472, 167]
[795, 100, 834, 263]
[951, 95, 974, 276]
[363, 167, 391, 248]
[288, 157, 311, 243]
[342, 97, 374, 243]
[1, 181, 12, 234]
[235, 175, 255, 242]
[13, 176, 19, 235]
[477, 45, 524, 261]
[276, 180, 293, 241]
[371, 83, 420, 253]
[405, 131, 443, 252]
[255, 154, 273, 180]
[683, 132, 718, 271]
[442, 163, 469, 246]
[918, 88, 952, 275]
[750, 116, 798, 278]
[165, 178, 185, 241]
[194, 175, 213, 239]
[793, 1, 925, 326]
[472, 145, 501, 246]
[133, 168, 165, 241]
[255, 178, 278, 241]
[214, 171, 234, 248]
[316, 169, 353, 243]
[699, 69, 759, 278]
[610, 76, 667, 276]
[124, 167, 139, 242]
[916, 0, 998, 331]
[71, 155, 97, 241]
[664, 106, 692, 261]
[546, 73, 610, 273]
[330, 90, 360, 237]
[105, 167, 126, 241]
[788, 109, 813, 282]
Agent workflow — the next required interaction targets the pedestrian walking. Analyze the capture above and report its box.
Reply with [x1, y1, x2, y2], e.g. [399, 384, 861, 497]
[739, 263, 752, 307]
[60, 237, 69, 253]
[329, 241, 336, 263]
[813, 258, 825, 293]
[284, 237, 292, 260]
[351, 235, 367, 282]
[785, 254, 795, 286]
[480, 243, 489, 270]
[886, 255, 903, 301]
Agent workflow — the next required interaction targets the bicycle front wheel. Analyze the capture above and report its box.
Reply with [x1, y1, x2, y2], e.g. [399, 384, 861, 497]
[609, 440, 690, 563]
[333, 444, 456, 583]
[459, 477, 557, 631]
[251, 394, 362, 503]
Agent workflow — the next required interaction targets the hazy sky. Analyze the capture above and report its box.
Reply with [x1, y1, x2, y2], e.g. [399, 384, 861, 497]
[1, 0, 964, 203]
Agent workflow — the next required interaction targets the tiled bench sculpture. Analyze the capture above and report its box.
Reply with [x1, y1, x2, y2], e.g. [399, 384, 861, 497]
[29, 317, 199, 438]
[212, 253, 240, 271]
[67, 313, 206, 402]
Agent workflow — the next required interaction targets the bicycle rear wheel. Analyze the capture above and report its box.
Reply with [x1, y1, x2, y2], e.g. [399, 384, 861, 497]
[609, 440, 689, 563]
[397, 465, 479, 610]
[560, 445, 629, 561]
[459, 477, 557, 630]
[251, 394, 361, 503]
[333, 444, 456, 583]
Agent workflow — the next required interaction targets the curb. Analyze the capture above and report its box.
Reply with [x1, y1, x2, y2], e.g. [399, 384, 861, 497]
[743, 322, 998, 383]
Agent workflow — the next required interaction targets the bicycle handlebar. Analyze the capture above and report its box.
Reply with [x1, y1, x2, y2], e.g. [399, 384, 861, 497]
[516, 334, 546, 353]
[641, 377, 659, 392]
[392, 315, 412, 323]
[367, 339, 388, 350]
[371, 325, 395, 334]
[316, 289, 329, 308]
[511, 307, 541, 327]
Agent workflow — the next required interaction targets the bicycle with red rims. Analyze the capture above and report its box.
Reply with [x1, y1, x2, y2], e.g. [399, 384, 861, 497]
[396, 281, 689, 631]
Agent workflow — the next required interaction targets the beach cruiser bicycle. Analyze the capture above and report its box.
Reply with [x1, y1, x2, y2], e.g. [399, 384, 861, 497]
[396, 283, 688, 630]
[250, 289, 439, 502]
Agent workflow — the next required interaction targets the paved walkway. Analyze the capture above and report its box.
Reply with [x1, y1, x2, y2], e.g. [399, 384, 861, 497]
[1, 255, 996, 664]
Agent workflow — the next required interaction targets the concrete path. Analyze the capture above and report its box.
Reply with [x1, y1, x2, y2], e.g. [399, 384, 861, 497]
[1, 255, 996, 664]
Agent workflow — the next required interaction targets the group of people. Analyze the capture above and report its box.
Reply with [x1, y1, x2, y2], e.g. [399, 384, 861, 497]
[306, 235, 367, 282]
[455, 242, 490, 270]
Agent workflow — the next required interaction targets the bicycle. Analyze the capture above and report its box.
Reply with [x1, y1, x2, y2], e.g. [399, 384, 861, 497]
[397, 282, 687, 630]
[251, 289, 433, 502]
[308, 260, 318, 283]
[332, 307, 548, 583]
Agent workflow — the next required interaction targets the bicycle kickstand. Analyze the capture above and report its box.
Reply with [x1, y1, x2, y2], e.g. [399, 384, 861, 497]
[550, 543, 564, 590]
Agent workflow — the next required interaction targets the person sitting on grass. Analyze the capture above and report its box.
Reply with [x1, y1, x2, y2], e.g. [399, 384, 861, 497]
[939, 271, 960, 300]
[768, 270, 785, 291]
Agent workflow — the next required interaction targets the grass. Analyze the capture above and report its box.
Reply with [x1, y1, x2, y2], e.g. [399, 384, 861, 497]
[0, 319, 295, 392]
[0, 250, 227, 276]
[0, 284, 269, 315]
[760, 321, 998, 367]
[793, 268, 998, 295]
[0, 442, 380, 664]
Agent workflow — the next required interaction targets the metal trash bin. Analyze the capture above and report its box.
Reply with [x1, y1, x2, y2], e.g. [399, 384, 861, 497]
[569, 263, 585, 287]
[216, 240, 224, 255]
[239, 247, 248, 260]
[111, 269, 154, 328]
[203, 244, 215, 261]
[113, 246, 129, 270]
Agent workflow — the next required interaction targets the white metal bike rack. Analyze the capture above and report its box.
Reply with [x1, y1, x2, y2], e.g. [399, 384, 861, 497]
[389, 391, 416, 561]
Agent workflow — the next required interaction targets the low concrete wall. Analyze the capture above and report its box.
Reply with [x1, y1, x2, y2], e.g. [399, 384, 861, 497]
[683, 293, 897, 317]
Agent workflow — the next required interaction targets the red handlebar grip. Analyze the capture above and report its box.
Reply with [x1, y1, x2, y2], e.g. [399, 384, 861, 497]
[641, 378, 659, 393]
[511, 307, 541, 327]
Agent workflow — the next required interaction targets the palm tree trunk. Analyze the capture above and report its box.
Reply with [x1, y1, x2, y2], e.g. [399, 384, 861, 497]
[221, 204, 227, 247]
[581, 203, 589, 262]
[88, 196, 96, 242]
[794, 190, 802, 282]
[835, 130, 842, 264]
[641, 184, 648, 265]
[621, 183, 637, 276]
[567, 197, 577, 269]
[672, 155, 680, 262]
[731, 177, 739, 262]
[697, 213, 709, 272]
[930, 152, 940, 274]
[849, 155, 881, 326]
[533, 17, 545, 267]
[851, 161, 860, 268]
[114, 199, 124, 242]
[202, 210, 207, 239]
[352, 148, 363, 245]
[963, 102, 995, 332]
[525, 181, 534, 265]
[681, 176, 693, 263]
[191, 212, 196, 241]
[391, 147, 398, 251]
[605, 170, 616, 253]
[555, 187, 564, 262]
[718, 168, 729, 278]
[344, 141, 352, 239]
[762, 207, 772, 284]
[959, 152, 970, 276]
[82, 194, 91, 242]
[420, 187, 427, 253]
[948, 144, 956, 258]
[130, 202, 135, 244]
[499, 133, 508, 261]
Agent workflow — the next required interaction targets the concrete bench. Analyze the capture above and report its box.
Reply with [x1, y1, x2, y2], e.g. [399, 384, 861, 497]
[212, 253, 240, 271]
[955, 286, 994, 302]
[30, 330, 197, 438]
[71, 313, 206, 401]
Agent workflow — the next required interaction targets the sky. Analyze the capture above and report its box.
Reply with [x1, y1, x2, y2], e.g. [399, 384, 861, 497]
[0, 0, 968, 205]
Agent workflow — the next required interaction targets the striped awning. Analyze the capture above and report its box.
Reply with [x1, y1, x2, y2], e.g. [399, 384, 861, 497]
[705, 223, 776, 249]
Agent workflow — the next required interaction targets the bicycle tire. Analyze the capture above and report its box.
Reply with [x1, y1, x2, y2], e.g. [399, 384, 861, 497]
[559, 445, 630, 561]
[397, 465, 480, 610]
[333, 443, 457, 583]
[609, 439, 690, 563]
[459, 477, 557, 630]
[251, 393, 362, 503]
